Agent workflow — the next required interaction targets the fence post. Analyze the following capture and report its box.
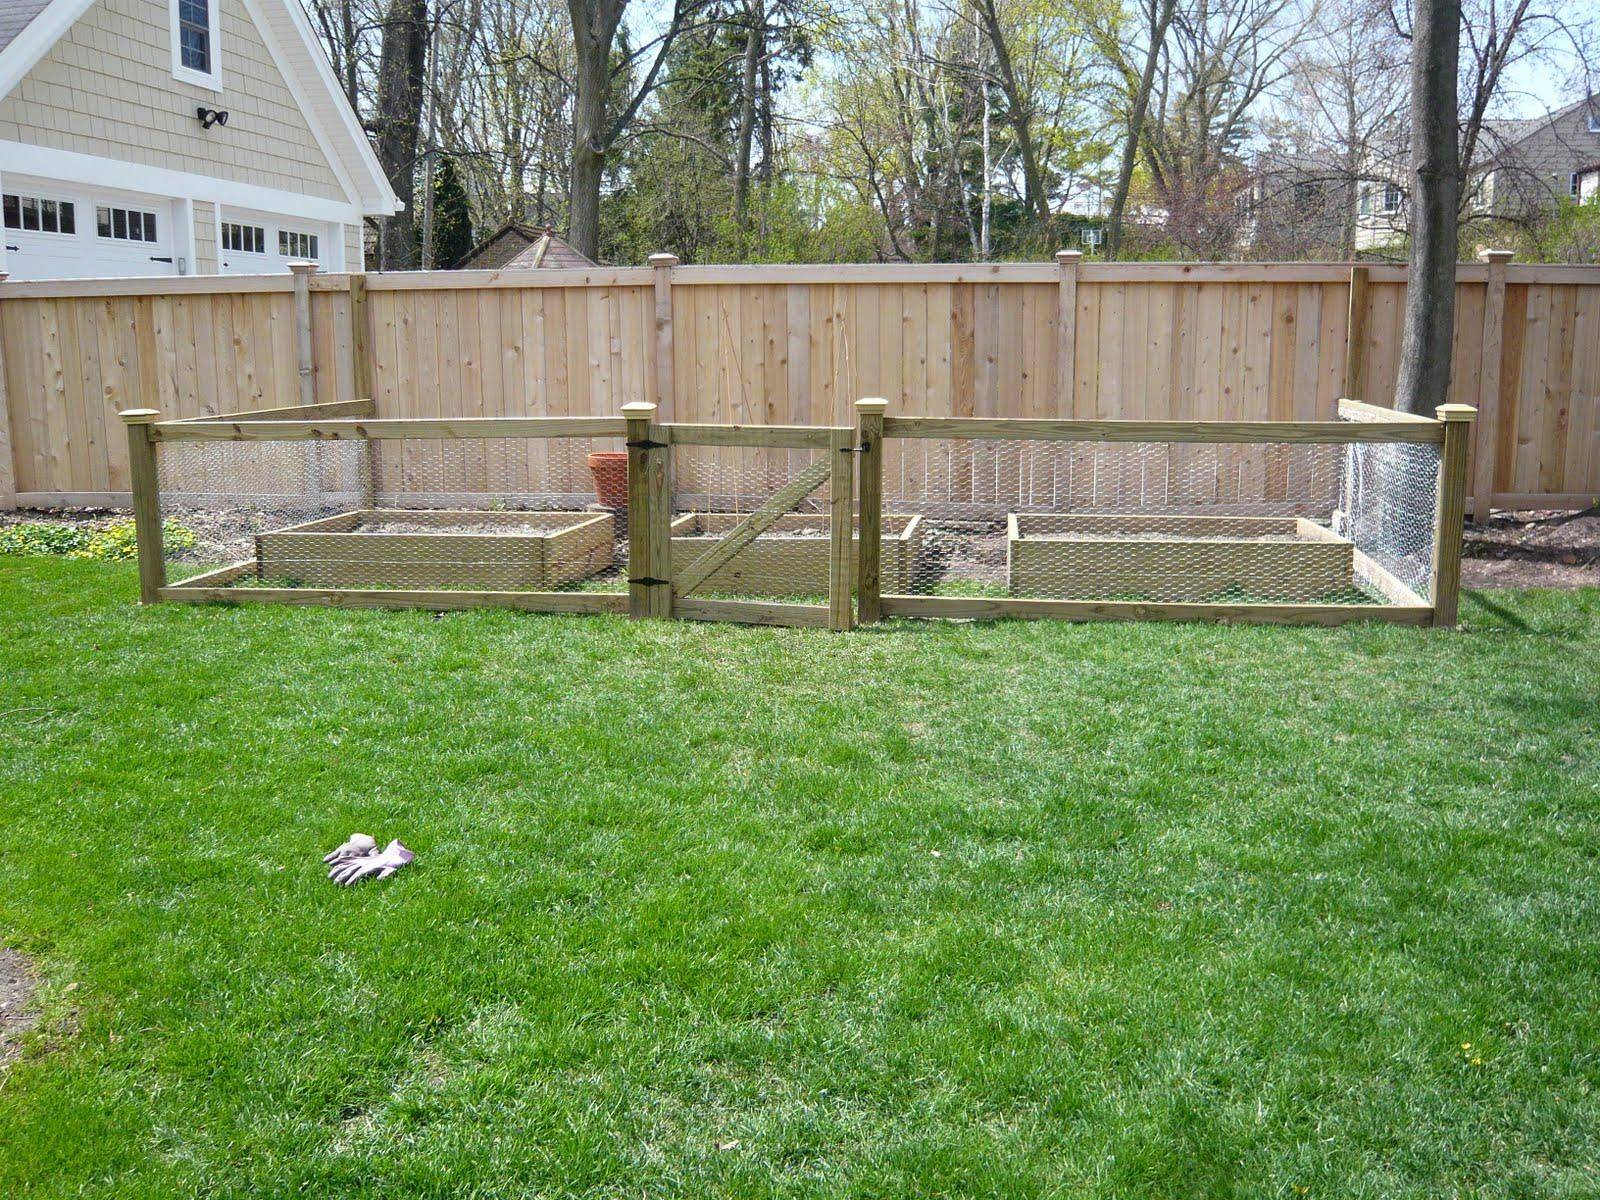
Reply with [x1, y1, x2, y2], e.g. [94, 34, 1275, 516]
[348, 272, 381, 504]
[1055, 251, 1080, 412]
[828, 426, 856, 632]
[1430, 403, 1477, 627]
[623, 401, 669, 619]
[1472, 249, 1512, 524]
[1344, 263, 1370, 400]
[120, 408, 164, 604]
[650, 254, 678, 419]
[855, 397, 887, 624]
[0, 270, 14, 511]
[289, 261, 318, 407]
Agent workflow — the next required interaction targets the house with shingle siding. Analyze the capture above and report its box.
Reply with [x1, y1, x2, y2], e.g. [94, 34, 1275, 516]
[0, 0, 397, 279]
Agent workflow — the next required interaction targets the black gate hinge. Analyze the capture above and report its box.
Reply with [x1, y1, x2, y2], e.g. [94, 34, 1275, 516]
[629, 576, 671, 587]
[839, 441, 870, 454]
[626, 438, 668, 450]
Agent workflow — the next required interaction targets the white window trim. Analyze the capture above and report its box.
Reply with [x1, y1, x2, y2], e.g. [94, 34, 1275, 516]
[169, 0, 223, 91]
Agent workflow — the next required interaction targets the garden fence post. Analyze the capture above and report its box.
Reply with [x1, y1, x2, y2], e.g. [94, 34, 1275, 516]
[1430, 404, 1477, 628]
[289, 261, 318, 408]
[1344, 264, 1370, 400]
[1472, 250, 1512, 524]
[828, 426, 855, 632]
[120, 408, 165, 604]
[650, 254, 677, 419]
[0, 269, 14, 511]
[1055, 251, 1080, 412]
[855, 398, 888, 624]
[623, 402, 671, 619]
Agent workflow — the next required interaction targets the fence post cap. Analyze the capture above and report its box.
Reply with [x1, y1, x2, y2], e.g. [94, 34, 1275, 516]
[287, 260, 319, 275]
[119, 408, 161, 423]
[621, 401, 657, 417]
[855, 397, 889, 413]
[1479, 249, 1514, 264]
[1435, 404, 1477, 422]
[648, 253, 679, 268]
[1055, 250, 1083, 265]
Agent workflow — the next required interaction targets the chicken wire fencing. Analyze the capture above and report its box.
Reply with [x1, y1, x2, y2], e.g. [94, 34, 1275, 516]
[668, 438, 838, 605]
[874, 431, 1440, 606]
[156, 434, 630, 594]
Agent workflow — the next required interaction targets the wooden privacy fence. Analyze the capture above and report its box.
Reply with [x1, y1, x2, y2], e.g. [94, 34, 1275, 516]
[125, 395, 1475, 629]
[3, 254, 1596, 516]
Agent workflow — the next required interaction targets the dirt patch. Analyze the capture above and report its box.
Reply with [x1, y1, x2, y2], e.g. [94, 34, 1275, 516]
[0, 946, 41, 1069]
[1464, 508, 1600, 590]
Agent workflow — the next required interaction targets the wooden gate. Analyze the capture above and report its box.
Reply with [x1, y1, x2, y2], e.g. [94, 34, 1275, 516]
[624, 403, 856, 630]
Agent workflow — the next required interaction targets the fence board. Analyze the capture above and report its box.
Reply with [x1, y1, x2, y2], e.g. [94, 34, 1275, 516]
[2, 261, 1597, 508]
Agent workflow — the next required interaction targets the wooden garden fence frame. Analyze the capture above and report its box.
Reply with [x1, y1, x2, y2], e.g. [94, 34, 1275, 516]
[120, 397, 1474, 630]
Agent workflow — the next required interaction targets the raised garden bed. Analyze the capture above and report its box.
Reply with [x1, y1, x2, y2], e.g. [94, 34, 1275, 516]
[670, 512, 922, 597]
[1006, 513, 1356, 601]
[255, 509, 614, 591]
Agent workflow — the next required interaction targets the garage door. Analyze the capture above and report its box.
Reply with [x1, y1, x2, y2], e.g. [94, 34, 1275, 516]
[220, 210, 327, 275]
[2, 179, 178, 280]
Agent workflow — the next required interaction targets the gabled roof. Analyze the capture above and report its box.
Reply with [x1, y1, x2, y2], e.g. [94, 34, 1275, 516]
[0, 0, 400, 215]
[452, 223, 597, 270]
[1481, 93, 1600, 154]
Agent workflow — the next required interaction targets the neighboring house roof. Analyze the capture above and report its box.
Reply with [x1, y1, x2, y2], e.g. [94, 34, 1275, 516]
[0, 0, 400, 214]
[452, 224, 596, 270]
[1481, 93, 1600, 155]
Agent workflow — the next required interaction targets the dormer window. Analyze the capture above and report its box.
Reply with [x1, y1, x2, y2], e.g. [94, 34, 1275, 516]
[1589, 110, 1600, 134]
[170, 0, 221, 89]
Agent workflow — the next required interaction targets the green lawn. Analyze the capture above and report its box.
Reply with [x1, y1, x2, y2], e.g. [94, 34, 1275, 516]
[2, 557, 1598, 1198]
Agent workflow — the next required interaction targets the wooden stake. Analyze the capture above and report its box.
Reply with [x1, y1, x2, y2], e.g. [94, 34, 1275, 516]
[1472, 250, 1511, 523]
[1344, 264, 1370, 401]
[829, 426, 855, 631]
[1055, 251, 1080, 413]
[1430, 403, 1476, 627]
[120, 408, 165, 604]
[855, 398, 887, 624]
[650, 254, 678, 419]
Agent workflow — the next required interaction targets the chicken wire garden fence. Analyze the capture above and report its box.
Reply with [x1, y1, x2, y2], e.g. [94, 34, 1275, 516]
[121, 396, 1474, 629]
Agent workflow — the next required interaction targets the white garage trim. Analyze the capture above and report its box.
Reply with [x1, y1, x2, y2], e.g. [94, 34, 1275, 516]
[0, 141, 363, 226]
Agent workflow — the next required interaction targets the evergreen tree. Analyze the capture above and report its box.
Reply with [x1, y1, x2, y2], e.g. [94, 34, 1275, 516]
[420, 155, 476, 267]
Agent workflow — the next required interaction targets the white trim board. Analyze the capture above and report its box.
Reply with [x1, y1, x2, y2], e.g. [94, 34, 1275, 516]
[0, 0, 98, 100]
[0, 141, 363, 224]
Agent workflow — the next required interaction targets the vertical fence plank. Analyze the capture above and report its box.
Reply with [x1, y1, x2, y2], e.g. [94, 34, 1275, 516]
[1055, 251, 1080, 415]
[1344, 264, 1370, 400]
[1473, 250, 1511, 520]
[651, 254, 677, 417]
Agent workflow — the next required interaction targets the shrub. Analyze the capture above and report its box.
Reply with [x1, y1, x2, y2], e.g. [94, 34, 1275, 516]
[0, 518, 197, 561]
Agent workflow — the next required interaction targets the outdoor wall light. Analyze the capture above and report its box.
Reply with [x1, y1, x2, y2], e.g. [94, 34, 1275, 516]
[196, 107, 229, 130]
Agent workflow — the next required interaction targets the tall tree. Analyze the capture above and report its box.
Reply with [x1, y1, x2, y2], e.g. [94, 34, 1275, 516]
[1393, 0, 1460, 415]
[372, 0, 429, 268]
[1093, 0, 1178, 258]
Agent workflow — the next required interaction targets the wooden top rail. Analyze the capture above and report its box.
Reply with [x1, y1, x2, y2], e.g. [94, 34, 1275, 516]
[880, 416, 1445, 445]
[1336, 398, 1436, 424]
[150, 416, 627, 442]
[663, 423, 846, 448]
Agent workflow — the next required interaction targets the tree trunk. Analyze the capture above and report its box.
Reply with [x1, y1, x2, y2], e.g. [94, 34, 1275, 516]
[566, 0, 615, 262]
[1107, 0, 1176, 260]
[972, 0, 1049, 227]
[373, 0, 428, 269]
[734, 0, 763, 223]
[1393, 0, 1461, 416]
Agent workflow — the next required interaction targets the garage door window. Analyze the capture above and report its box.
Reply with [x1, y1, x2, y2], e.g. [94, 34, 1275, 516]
[279, 230, 318, 259]
[4, 193, 77, 235]
[98, 206, 159, 243]
[223, 222, 265, 253]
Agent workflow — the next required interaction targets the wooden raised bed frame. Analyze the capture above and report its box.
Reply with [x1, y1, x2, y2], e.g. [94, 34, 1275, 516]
[671, 512, 921, 598]
[1006, 513, 1356, 602]
[255, 509, 614, 591]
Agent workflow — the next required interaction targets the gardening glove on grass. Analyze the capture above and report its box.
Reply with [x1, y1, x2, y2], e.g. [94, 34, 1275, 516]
[328, 839, 414, 886]
[323, 833, 377, 864]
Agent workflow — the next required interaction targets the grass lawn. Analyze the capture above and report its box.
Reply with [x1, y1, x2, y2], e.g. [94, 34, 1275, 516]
[2, 557, 1598, 1198]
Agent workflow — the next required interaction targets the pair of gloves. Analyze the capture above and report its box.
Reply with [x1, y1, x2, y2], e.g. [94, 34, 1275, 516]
[323, 833, 414, 885]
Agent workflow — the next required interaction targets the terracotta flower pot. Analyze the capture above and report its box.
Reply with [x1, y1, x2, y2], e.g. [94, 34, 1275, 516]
[587, 451, 629, 510]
